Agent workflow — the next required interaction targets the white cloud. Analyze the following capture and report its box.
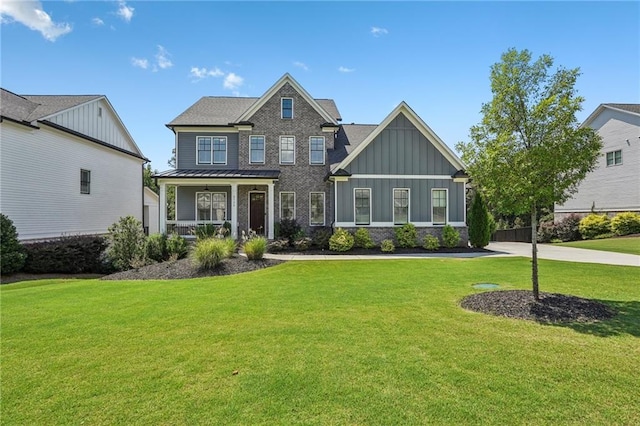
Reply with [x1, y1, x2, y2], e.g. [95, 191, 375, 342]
[190, 66, 224, 81]
[338, 66, 355, 73]
[223, 73, 244, 90]
[131, 57, 149, 69]
[371, 26, 388, 37]
[155, 45, 172, 69]
[116, 1, 134, 23]
[0, 0, 72, 41]
[293, 61, 309, 71]
[92, 17, 104, 26]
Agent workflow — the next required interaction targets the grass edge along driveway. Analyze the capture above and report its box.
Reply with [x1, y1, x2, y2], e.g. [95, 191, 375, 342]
[554, 235, 640, 255]
[2, 258, 639, 425]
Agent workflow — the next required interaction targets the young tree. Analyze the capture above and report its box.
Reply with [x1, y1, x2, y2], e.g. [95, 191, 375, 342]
[456, 48, 602, 300]
[143, 164, 159, 193]
[468, 191, 491, 248]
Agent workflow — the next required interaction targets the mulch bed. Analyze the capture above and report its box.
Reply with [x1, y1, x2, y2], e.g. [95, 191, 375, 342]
[461, 290, 616, 323]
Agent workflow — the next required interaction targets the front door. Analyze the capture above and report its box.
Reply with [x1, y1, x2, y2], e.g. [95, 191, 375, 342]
[249, 192, 265, 235]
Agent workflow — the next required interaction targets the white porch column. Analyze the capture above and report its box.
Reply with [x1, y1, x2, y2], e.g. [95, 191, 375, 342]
[159, 182, 167, 234]
[268, 182, 275, 239]
[230, 183, 238, 239]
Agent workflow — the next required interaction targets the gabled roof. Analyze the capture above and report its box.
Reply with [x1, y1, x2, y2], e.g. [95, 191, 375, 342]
[22, 94, 103, 121]
[582, 103, 640, 127]
[331, 102, 465, 173]
[328, 124, 377, 168]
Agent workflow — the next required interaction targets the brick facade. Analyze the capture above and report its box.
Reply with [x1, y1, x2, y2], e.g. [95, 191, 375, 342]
[340, 226, 469, 247]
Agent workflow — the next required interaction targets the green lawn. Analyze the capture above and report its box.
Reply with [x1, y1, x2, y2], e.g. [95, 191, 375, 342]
[2, 258, 639, 425]
[555, 236, 640, 255]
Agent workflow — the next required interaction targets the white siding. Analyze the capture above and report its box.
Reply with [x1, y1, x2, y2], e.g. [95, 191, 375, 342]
[557, 108, 640, 214]
[0, 121, 144, 241]
[46, 99, 139, 154]
[144, 187, 159, 234]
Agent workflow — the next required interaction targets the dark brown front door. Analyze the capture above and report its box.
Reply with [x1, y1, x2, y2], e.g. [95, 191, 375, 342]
[249, 192, 265, 235]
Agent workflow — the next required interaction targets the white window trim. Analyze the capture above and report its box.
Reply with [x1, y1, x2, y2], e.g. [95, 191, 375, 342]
[196, 136, 212, 165]
[195, 191, 227, 222]
[80, 169, 91, 195]
[393, 188, 410, 225]
[606, 149, 622, 166]
[249, 135, 266, 164]
[279, 191, 296, 220]
[281, 97, 294, 119]
[309, 136, 326, 165]
[431, 188, 448, 226]
[354, 188, 371, 226]
[279, 135, 296, 165]
[309, 192, 325, 226]
[212, 136, 228, 165]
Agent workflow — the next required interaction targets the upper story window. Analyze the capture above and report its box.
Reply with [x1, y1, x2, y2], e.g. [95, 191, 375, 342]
[355, 188, 371, 225]
[393, 188, 409, 225]
[197, 136, 227, 165]
[606, 149, 622, 166]
[280, 192, 295, 220]
[281, 98, 293, 119]
[432, 189, 447, 225]
[309, 136, 325, 165]
[280, 136, 295, 164]
[196, 192, 227, 221]
[250, 135, 265, 164]
[80, 169, 91, 194]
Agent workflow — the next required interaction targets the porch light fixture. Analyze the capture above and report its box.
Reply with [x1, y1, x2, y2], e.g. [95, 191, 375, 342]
[252, 186, 258, 191]
[204, 185, 210, 191]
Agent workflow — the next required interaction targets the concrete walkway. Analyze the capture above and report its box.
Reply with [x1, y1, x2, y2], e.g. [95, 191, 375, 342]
[264, 242, 640, 267]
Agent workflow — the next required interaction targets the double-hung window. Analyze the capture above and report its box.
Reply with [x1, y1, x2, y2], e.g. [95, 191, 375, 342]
[606, 150, 622, 166]
[281, 98, 293, 119]
[310, 192, 325, 226]
[250, 135, 265, 164]
[80, 169, 91, 194]
[280, 192, 295, 220]
[309, 136, 325, 165]
[393, 189, 409, 224]
[197, 136, 227, 164]
[432, 189, 447, 225]
[354, 189, 371, 225]
[197, 192, 227, 221]
[280, 136, 295, 164]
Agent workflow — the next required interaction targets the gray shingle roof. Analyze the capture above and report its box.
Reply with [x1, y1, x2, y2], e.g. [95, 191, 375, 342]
[604, 103, 640, 114]
[1, 88, 102, 123]
[153, 169, 281, 179]
[1, 89, 39, 122]
[328, 124, 377, 170]
[167, 97, 341, 126]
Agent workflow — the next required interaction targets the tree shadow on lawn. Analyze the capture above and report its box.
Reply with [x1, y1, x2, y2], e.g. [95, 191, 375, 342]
[547, 299, 640, 338]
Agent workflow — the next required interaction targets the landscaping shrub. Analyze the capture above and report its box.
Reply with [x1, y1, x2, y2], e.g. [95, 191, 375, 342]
[468, 192, 491, 248]
[223, 237, 237, 255]
[145, 233, 167, 262]
[278, 218, 301, 245]
[165, 233, 189, 260]
[311, 227, 332, 249]
[353, 228, 375, 249]
[380, 239, 395, 253]
[0, 213, 26, 275]
[394, 223, 418, 248]
[329, 228, 354, 252]
[106, 216, 147, 271]
[194, 223, 217, 240]
[423, 234, 440, 250]
[611, 212, 640, 236]
[579, 214, 611, 239]
[268, 239, 289, 253]
[23, 235, 108, 274]
[243, 237, 267, 260]
[294, 237, 312, 251]
[193, 238, 232, 270]
[555, 214, 582, 242]
[441, 225, 461, 248]
[537, 221, 557, 243]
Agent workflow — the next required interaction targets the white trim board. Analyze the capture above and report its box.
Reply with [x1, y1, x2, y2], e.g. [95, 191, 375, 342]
[349, 174, 454, 180]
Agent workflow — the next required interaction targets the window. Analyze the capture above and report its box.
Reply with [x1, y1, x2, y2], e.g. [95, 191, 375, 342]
[309, 136, 325, 165]
[80, 169, 91, 194]
[197, 136, 227, 164]
[280, 136, 295, 164]
[281, 98, 293, 119]
[432, 189, 447, 225]
[355, 189, 371, 225]
[310, 192, 325, 226]
[250, 135, 265, 164]
[606, 150, 622, 166]
[393, 189, 409, 224]
[280, 192, 295, 220]
[196, 192, 227, 221]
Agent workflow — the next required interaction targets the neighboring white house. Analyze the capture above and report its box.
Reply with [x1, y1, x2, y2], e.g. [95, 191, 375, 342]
[144, 186, 160, 235]
[0, 88, 149, 241]
[555, 103, 640, 220]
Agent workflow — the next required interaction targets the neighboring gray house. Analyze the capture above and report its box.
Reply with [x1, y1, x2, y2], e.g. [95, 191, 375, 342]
[555, 103, 640, 220]
[155, 74, 469, 243]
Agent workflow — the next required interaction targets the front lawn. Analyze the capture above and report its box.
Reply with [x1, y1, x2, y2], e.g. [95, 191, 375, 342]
[555, 235, 640, 255]
[2, 258, 639, 424]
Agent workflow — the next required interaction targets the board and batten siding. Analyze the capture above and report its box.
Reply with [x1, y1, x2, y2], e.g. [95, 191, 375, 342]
[556, 108, 640, 214]
[176, 186, 231, 221]
[46, 98, 139, 155]
[0, 121, 144, 241]
[176, 132, 239, 169]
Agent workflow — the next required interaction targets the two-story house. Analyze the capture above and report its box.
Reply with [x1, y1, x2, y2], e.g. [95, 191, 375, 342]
[155, 74, 469, 243]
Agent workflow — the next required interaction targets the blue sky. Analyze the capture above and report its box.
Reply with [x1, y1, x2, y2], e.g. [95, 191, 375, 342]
[2, 1, 638, 170]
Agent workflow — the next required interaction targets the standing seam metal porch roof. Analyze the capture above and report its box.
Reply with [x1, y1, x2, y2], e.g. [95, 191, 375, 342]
[153, 169, 281, 179]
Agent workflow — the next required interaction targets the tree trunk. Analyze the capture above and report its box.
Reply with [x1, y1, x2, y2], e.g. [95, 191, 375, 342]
[531, 206, 539, 301]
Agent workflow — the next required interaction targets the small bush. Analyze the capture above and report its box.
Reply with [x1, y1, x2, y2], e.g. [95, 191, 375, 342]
[537, 221, 557, 243]
[294, 237, 312, 251]
[165, 233, 189, 260]
[244, 237, 267, 260]
[0, 214, 26, 275]
[106, 216, 147, 271]
[611, 212, 640, 236]
[579, 214, 611, 239]
[442, 225, 461, 248]
[145, 233, 167, 262]
[468, 192, 492, 248]
[594, 232, 615, 240]
[353, 228, 375, 249]
[555, 214, 582, 242]
[193, 238, 231, 270]
[311, 227, 332, 249]
[23, 235, 109, 274]
[394, 223, 418, 248]
[423, 234, 440, 250]
[329, 228, 354, 252]
[278, 218, 302, 245]
[268, 239, 289, 253]
[380, 239, 395, 253]
[194, 223, 217, 240]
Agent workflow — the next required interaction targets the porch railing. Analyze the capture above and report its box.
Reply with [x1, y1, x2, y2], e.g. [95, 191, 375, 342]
[165, 221, 225, 237]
